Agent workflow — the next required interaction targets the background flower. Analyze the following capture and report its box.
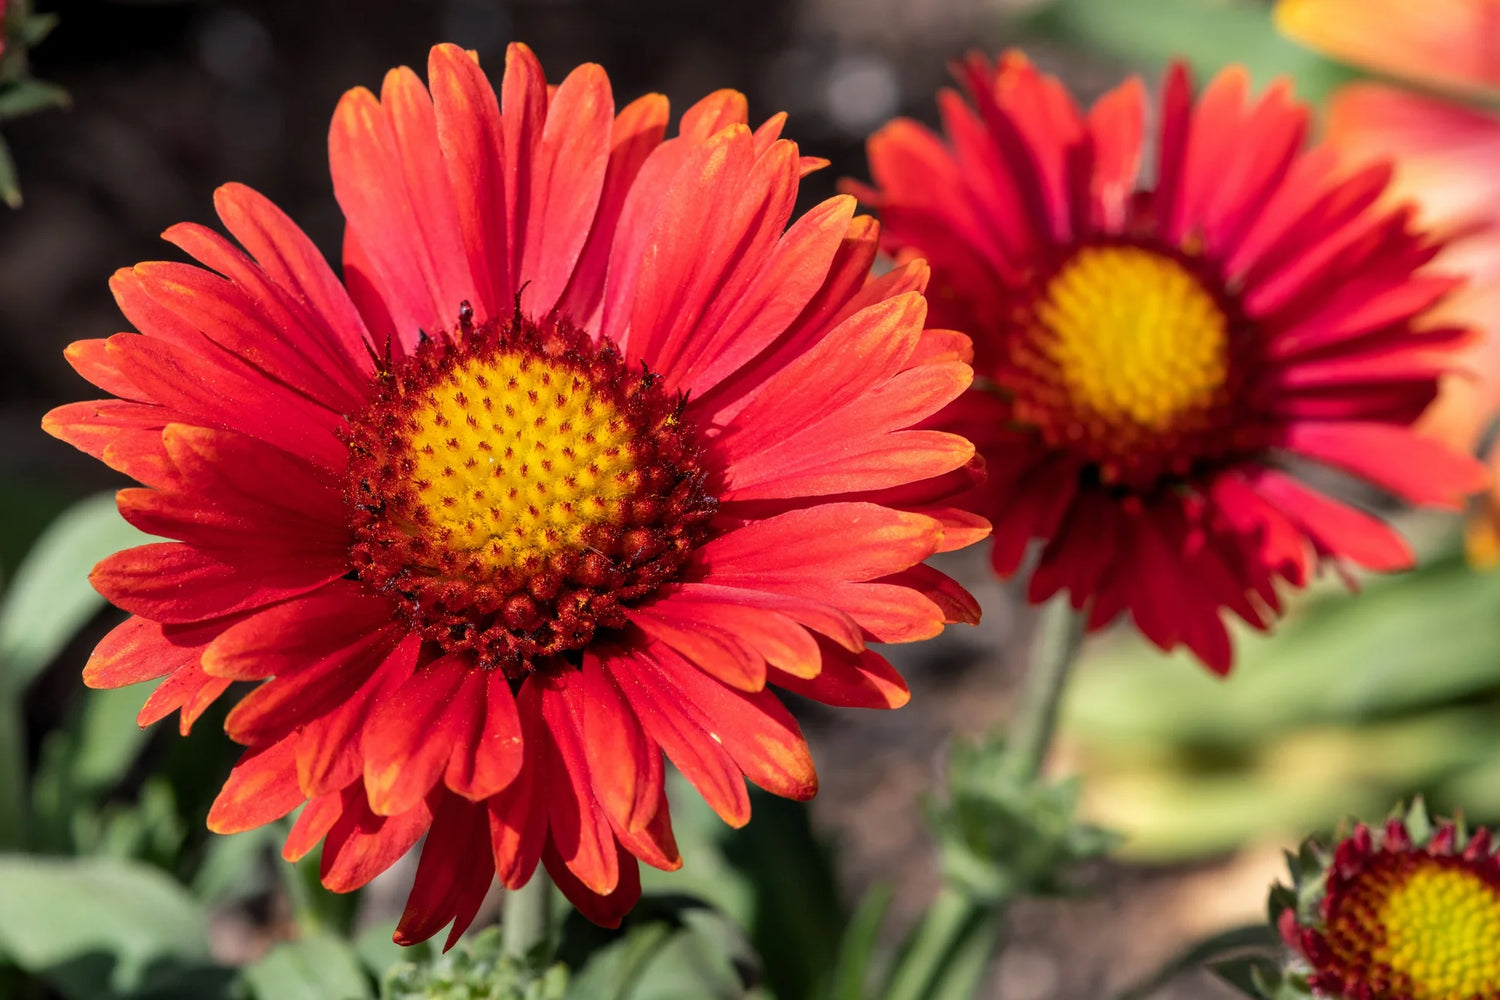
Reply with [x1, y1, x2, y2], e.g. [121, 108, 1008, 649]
[1277, 807, 1500, 1000]
[849, 53, 1485, 673]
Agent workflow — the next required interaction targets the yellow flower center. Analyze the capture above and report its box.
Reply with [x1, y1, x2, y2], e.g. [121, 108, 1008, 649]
[1034, 245, 1228, 435]
[404, 351, 641, 573]
[1006, 244, 1242, 488]
[346, 312, 715, 674]
[1377, 865, 1500, 1000]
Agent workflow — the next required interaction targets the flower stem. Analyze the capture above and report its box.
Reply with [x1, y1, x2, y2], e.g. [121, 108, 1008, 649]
[880, 886, 1000, 1000]
[1006, 595, 1088, 779]
[501, 873, 553, 960]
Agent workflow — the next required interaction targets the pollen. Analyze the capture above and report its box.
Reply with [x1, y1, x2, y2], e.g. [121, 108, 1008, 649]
[1037, 245, 1228, 430]
[404, 352, 640, 572]
[344, 308, 717, 675]
[1378, 866, 1500, 999]
[1320, 853, 1500, 1000]
[1006, 244, 1246, 489]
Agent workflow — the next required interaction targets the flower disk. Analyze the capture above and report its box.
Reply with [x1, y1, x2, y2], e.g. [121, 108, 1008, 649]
[1290, 819, 1500, 1000]
[1012, 245, 1238, 487]
[346, 310, 714, 674]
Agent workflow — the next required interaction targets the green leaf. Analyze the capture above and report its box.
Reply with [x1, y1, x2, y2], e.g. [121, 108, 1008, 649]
[921, 909, 1003, 1000]
[0, 79, 69, 118]
[717, 793, 843, 1000]
[191, 824, 281, 908]
[625, 909, 755, 1000]
[825, 885, 892, 1000]
[639, 782, 840, 1000]
[0, 134, 20, 210]
[563, 922, 673, 1000]
[878, 888, 996, 1000]
[355, 920, 429, 982]
[1111, 925, 1281, 1000]
[243, 931, 374, 1000]
[0, 855, 212, 998]
[562, 899, 759, 1000]
[27, 686, 165, 856]
[74, 684, 158, 793]
[0, 493, 146, 695]
[19, 13, 59, 48]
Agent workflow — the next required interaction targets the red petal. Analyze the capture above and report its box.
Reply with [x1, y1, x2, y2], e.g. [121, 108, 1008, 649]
[576, 653, 663, 833]
[137, 665, 231, 734]
[363, 652, 481, 816]
[202, 582, 394, 680]
[628, 600, 764, 691]
[699, 503, 943, 585]
[207, 738, 304, 834]
[602, 648, 751, 828]
[500, 42, 547, 301]
[517, 61, 613, 316]
[444, 669, 525, 802]
[295, 634, 420, 798]
[770, 639, 910, 709]
[283, 790, 344, 862]
[489, 680, 548, 888]
[212, 182, 375, 378]
[83, 615, 214, 689]
[92, 542, 346, 624]
[542, 839, 640, 929]
[428, 44, 510, 319]
[320, 784, 434, 892]
[555, 93, 671, 328]
[1282, 421, 1487, 510]
[632, 591, 820, 680]
[1252, 469, 1414, 572]
[223, 629, 398, 745]
[643, 642, 816, 802]
[394, 792, 495, 949]
[537, 675, 620, 895]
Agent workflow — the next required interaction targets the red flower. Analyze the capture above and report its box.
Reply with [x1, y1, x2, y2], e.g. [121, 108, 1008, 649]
[848, 53, 1487, 673]
[1282, 817, 1500, 999]
[45, 43, 985, 945]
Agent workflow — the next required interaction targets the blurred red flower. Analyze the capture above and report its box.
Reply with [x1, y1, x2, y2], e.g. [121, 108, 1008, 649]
[849, 53, 1485, 673]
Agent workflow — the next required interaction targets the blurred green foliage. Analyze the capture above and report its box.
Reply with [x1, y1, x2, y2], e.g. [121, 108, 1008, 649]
[1021, 0, 1357, 103]
[1063, 529, 1500, 858]
[0, 0, 69, 207]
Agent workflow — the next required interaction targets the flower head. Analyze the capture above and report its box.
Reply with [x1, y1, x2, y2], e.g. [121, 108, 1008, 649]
[1279, 810, 1500, 1000]
[1275, 0, 1500, 567]
[45, 43, 985, 945]
[848, 53, 1486, 672]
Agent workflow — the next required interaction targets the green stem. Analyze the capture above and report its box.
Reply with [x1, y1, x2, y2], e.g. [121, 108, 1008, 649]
[879, 597, 1091, 1000]
[1006, 596, 1088, 779]
[880, 887, 995, 1000]
[501, 873, 553, 959]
